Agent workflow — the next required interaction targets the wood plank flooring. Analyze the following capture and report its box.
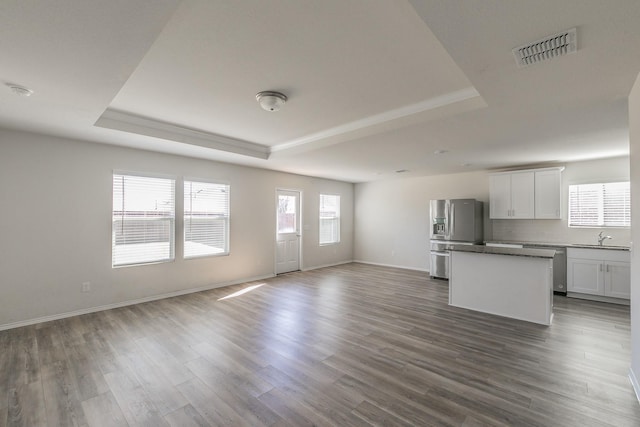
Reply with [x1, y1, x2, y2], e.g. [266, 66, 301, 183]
[1, 262, 639, 426]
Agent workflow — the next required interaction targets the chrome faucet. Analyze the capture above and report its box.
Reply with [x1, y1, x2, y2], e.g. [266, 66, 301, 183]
[598, 231, 612, 246]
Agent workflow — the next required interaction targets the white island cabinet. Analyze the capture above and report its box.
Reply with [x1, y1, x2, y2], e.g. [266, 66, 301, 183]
[449, 245, 555, 325]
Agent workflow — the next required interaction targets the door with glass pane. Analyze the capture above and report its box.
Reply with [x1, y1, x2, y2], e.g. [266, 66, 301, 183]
[276, 189, 301, 274]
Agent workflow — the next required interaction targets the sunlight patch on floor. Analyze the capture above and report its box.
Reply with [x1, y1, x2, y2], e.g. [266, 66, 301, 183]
[217, 283, 265, 301]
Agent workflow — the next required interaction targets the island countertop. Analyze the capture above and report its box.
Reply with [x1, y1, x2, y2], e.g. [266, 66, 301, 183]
[448, 244, 556, 259]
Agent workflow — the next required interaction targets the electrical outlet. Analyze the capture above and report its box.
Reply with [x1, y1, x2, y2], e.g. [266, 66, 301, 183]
[81, 281, 91, 293]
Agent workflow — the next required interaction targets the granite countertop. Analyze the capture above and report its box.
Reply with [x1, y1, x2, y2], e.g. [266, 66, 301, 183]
[485, 240, 630, 251]
[449, 244, 556, 259]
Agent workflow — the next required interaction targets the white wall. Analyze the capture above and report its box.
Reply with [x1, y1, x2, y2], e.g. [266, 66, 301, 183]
[492, 157, 632, 246]
[629, 72, 640, 400]
[354, 171, 490, 270]
[0, 129, 353, 329]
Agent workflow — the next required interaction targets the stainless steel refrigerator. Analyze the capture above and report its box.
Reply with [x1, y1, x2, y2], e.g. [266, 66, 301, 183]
[429, 199, 483, 279]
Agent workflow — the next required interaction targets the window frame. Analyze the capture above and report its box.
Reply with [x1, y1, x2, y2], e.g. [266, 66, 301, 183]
[183, 177, 231, 259]
[568, 181, 630, 229]
[319, 193, 341, 246]
[112, 171, 176, 268]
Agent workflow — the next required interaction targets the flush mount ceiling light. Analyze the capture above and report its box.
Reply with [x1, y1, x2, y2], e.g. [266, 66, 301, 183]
[256, 91, 287, 112]
[6, 83, 33, 97]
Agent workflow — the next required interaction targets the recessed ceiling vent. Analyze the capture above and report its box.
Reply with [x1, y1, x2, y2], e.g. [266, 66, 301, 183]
[512, 28, 577, 68]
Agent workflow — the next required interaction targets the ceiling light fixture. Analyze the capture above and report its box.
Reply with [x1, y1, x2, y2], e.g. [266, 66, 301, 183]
[433, 149, 448, 155]
[6, 83, 33, 97]
[256, 91, 287, 112]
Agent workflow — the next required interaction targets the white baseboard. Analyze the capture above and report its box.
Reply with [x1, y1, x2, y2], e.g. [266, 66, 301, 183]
[302, 260, 354, 271]
[0, 273, 275, 331]
[630, 368, 640, 404]
[566, 292, 630, 306]
[352, 259, 429, 273]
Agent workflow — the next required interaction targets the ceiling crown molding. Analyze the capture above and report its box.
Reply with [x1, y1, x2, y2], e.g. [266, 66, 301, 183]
[270, 87, 483, 156]
[95, 88, 483, 161]
[95, 109, 270, 159]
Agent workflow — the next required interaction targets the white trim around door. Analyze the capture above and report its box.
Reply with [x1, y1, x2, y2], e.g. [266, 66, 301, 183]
[275, 188, 302, 274]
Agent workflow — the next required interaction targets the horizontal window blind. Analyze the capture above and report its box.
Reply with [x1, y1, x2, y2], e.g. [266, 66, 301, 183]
[112, 174, 175, 267]
[184, 180, 230, 258]
[568, 182, 630, 227]
[319, 194, 340, 245]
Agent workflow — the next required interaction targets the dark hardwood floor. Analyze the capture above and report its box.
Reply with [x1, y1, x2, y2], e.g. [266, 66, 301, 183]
[1, 262, 639, 426]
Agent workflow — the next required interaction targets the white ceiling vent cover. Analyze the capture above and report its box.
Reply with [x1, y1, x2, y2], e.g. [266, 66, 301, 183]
[512, 28, 577, 67]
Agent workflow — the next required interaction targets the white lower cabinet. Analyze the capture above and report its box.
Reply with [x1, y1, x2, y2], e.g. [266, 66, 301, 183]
[567, 248, 630, 300]
[567, 258, 603, 295]
[605, 261, 632, 299]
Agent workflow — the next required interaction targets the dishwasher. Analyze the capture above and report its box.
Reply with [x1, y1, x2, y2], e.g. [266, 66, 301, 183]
[522, 244, 567, 294]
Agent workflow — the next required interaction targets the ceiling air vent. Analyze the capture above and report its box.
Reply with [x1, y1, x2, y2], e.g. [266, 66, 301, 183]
[512, 28, 577, 68]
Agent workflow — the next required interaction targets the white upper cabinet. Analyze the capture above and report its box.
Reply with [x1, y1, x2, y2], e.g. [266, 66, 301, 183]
[534, 168, 562, 219]
[489, 171, 534, 219]
[489, 173, 512, 219]
[489, 167, 563, 220]
[510, 171, 535, 219]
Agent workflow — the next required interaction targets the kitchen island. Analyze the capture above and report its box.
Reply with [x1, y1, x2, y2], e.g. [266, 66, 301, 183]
[448, 245, 555, 325]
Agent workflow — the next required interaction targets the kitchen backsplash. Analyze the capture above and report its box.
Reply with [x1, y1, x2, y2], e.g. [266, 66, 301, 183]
[491, 219, 631, 246]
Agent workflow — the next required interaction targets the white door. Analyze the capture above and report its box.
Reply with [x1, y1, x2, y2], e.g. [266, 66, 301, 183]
[276, 189, 301, 274]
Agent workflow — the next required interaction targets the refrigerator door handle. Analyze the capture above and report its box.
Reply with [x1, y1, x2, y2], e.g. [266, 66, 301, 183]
[444, 200, 450, 240]
[450, 203, 455, 240]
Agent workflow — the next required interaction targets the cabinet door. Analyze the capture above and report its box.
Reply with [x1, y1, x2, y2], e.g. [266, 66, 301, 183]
[510, 172, 535, 219]
[567, 258, 604, 295]
[534, 169, 561, 219]
[489, 174, 511, 219]
[605, 261, 631, 299]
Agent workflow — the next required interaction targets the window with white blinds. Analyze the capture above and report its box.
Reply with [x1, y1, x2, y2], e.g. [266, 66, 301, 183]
[568, 181, 630, 227]
[184, 180, 230, 258]
[112, 173, 175, 267]
[319, 194, 340, 245]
